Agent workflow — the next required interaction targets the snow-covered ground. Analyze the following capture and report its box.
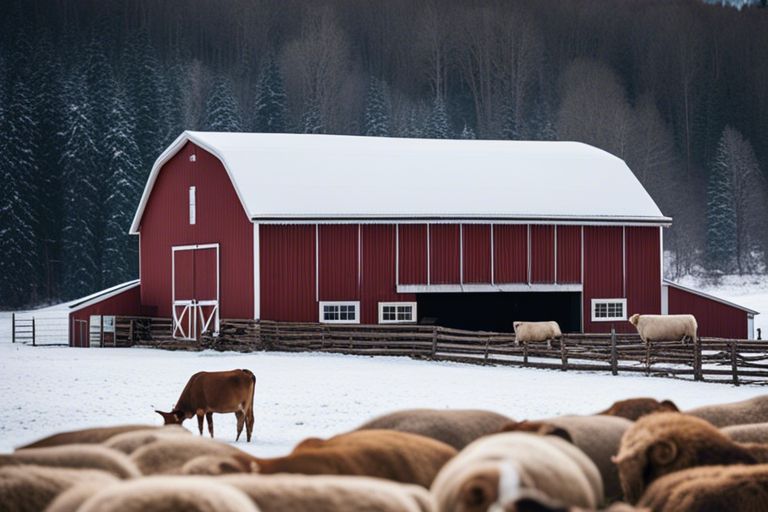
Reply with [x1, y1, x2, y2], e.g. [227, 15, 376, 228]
[0, 342, 763, 457]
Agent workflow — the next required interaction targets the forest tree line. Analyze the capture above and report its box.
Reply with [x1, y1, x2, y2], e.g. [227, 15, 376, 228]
[0, 0, 767, 308]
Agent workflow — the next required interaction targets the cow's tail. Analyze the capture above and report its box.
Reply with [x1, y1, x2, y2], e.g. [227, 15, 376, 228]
[242, 369, 256, 411]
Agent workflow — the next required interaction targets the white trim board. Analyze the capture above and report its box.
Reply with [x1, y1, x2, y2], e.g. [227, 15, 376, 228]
[397, 283, 583, 293]
[68, 280, 141, 313]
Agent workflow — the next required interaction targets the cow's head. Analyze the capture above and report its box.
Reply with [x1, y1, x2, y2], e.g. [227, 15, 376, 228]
[155, 409, 185, 425]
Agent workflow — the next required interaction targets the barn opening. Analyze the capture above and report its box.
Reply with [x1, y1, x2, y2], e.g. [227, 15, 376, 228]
[416, 292, 582, 333]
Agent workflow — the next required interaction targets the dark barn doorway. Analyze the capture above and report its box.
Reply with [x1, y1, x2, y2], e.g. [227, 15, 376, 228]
[416, 292, 581, 333]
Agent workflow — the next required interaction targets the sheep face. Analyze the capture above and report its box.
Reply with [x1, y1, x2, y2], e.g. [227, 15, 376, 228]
[628, 314, 640, 327]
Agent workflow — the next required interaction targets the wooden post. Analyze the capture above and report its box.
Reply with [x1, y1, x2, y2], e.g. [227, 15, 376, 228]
[523, 341, 529, 367]
[431, 326, 438, 359]
[100, 316, 104, 348]
[693, 340, 703, 381]
[560, 338, 567, 370]
[645, 342, 651, 376]
[731, 341, 739, 386]
[11, 313, 15, 344]
[483, 337, 491, 365]
[32, 317, 36, 346]
[129, 320, 134, 346]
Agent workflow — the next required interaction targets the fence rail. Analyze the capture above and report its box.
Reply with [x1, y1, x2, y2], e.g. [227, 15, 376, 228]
[11, 313, 69, 346]
[106, 317, 768, 386]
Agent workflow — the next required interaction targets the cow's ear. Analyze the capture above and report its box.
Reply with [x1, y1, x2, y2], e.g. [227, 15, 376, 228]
[155, 410, 173, 424]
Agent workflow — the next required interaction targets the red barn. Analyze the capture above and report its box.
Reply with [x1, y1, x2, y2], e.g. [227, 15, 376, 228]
[68, 132, 757, 344]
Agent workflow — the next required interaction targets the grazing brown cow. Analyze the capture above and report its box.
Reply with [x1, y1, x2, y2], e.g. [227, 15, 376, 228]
[155, 369, 256, 442]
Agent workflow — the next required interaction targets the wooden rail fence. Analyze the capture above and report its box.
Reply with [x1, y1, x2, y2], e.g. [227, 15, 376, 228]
[111, 317, 768, 385]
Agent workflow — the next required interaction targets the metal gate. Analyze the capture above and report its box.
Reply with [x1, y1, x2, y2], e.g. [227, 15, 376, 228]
[172, 244, 220, 340]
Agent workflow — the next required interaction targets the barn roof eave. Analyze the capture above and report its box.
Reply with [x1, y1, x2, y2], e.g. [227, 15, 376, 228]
[250, 214, 673, 226]
[663, 280, 759, 316]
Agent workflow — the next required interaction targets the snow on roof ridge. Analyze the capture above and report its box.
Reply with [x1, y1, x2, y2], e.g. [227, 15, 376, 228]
[130, 132, 669, 234]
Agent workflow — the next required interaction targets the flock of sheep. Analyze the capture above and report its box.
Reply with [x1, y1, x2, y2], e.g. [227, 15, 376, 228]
[3, 392, 768, 511]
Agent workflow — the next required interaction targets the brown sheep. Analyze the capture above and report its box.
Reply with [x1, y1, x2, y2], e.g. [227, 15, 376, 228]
[72, 476, 260, 512]
[2, 444, 141, 479]
[431, 432, 603, 511]
[17, 425, 161, 450]
[45, 482, 111, 512]
[596, 398, 679, 421]
[501, 415, 631, 502]
[722, 423, 768, 444]
[0, 465, 117, 512]
[356, 409, 514, 450]
[686, 394, 768, 427]
[638, 464, 768, 512]
[129, 436, 246, 475]
[102, 425, 190, 454]
[613, 412, 768, 504]
[221, 474, 435, 512]
[256, 430, 457, 488]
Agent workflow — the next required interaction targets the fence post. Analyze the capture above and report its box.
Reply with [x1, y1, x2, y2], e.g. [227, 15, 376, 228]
[731, 341, 739, 386]
[523, 341, 529, 367]
[129, 320, 134, 346]
[645, 342, 651, 376]
[483, 337, 491, 365]
[431, 326, 438, 359]
[560, 338, 567, 370]
[32, 317, 36, 347]
[100, 316, 104, 348]
[11, 313, 15, 344]
[693, 340, 703, 381]
[610, 327, 618, 376]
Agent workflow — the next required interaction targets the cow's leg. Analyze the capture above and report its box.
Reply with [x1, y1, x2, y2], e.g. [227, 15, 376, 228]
[206, 412, 214, 438]
[235, 411, 245, 442]
[196, 412, 204, 435]
[245, 407, 255, 442]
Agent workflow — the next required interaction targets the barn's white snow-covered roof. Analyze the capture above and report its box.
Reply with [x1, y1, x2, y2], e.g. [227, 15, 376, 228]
[130, 131, 669, 233]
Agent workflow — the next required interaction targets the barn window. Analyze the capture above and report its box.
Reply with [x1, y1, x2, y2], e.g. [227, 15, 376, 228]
[591, 298, 627, 322]
[319, 301, 360, 324]
[378, 302, 417, 324]
[189, 186, 196, 225]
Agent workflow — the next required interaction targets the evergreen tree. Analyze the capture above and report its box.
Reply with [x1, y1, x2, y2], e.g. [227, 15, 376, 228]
[363, 76, 390, 136]
[0, 76, 39, 306]
[500, 98, 518, 140]
[59, 70, 100, 299]
[202, 77, 242, 131]
[706, 131, 738, 274]
[424, 95, 449, 139]
[160, 59, 187, 144]
[460, 124, 476, 139]
[301, 94, 323, 134]
[101, 83, 142, 285]
[530, 96, 557, 141]
[400, 106, 424, 138]
[252, 56, 287, 133]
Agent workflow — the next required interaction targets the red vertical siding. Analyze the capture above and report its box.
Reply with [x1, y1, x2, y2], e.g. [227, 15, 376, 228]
[139, 142, 253, 319]
[69, 285, 143, 347]
[360, 225, 416, 323]
[194, 247, 218, 300]
[583, 226, 624, 333]
[493, 225, 527, 283]
[398, 224, 427, 284]
[668, 287, 748, 339]
[463, 224, 492, 283]
[530, 225, 555, 283]
[318, 224, 359, 300]
[625, 227, 661, 318]
[430, 224, 460, 284]
[260, 225, 316, 322]
[173, 250, 194, 301]
[556, 226, 581, 283]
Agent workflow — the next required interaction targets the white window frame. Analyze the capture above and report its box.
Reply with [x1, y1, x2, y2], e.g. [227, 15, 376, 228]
[189, 186, 196, 225]
[591, 298, 627, 322]
[378, 302, 418, 324]
[319, 301, 360, 324]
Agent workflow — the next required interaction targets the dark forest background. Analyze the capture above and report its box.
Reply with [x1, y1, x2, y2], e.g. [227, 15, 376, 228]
[0, 0, 767, 308]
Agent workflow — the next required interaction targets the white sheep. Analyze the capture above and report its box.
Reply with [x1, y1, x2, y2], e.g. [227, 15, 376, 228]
[513, 321, 562, 349]
[430, 432, 603, 511]
[129, 436, 245, 475]
[102, 425, 189, 454]
[2, 444, 141, 479]
[628, 314, 698, 344]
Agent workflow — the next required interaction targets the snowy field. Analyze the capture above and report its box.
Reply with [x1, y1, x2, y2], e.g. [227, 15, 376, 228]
[0, 342, 764, 457]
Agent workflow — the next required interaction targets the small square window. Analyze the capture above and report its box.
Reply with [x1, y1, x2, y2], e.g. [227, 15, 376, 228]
[591, 299, 627, 322]
[378, 302, 417, 324]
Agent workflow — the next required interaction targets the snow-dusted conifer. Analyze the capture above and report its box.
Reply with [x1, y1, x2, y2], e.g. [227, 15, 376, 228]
[59, 71, 99, 298]
[202, 77, 242, 131]
[460, 124, 476, 139]
[252, 56, 287, 133]
[425, 95, 449, 139]
[706, 130, 738, 274]
[363, 76, 390, 137]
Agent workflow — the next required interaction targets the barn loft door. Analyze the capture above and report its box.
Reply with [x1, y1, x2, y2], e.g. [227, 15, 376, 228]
[172, 244, 220, 340]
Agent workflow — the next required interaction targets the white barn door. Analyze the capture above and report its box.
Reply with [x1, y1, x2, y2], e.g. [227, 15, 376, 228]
[172, 244, 220, 340]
